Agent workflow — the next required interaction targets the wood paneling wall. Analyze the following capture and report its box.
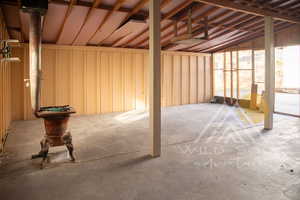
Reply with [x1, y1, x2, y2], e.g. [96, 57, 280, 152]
[0, 9, 12, 151]
[11, 45, 212, 120]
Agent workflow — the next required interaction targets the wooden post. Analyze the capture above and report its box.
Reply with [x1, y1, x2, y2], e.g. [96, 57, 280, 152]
[251, 47, 255, 84]
[264, 16, 275, 130]
[149, 0, 161, 157]
[230, 51, 233, 102]
[250, 46, 257, 109]
[211, 53, 214, 99]
[223, 52, 226, 98]
[236, 47, 240, 101]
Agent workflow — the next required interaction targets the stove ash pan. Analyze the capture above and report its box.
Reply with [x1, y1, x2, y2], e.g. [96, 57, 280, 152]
[32, 105, 76, 169]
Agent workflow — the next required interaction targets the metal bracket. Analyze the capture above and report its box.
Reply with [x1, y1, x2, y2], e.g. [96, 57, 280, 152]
[1, 40, 21, 62]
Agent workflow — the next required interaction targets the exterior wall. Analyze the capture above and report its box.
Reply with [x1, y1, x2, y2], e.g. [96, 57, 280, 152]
[11, 44, 212, 120]
[0, 9, 12, 151]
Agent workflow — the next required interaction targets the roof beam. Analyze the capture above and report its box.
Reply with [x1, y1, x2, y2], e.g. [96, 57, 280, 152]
[56, 0, 77, 43]
[195, 21, 284, 52]
[0, 0, 149, 19]
[162, 11, 245, 50]
[238, 0, 300, 17]
[185, 15, 261, 51]
[138, 3, 209, 48]
[104, 0, 149, 46]
[193, 0, 300, 24]
[48, 0, 150, 17]
[87, 0, 126, 44]
[160, 0, 172, 9]
[158, 7, 220, 48]
[125, 0, 149, 20]
[163, 0, 194, 19]
[176, 15, 256, 51]
[202, 22, 292, 52]
[71, 0, 102, 44]
[123, 0, 194, 47]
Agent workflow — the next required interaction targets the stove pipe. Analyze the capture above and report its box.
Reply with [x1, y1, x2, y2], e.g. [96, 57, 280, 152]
[20, 0, 48, 117]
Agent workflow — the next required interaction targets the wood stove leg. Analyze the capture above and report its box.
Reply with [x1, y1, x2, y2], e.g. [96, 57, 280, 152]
[40, 138, 49, 169]
[63, 132, 75, 161]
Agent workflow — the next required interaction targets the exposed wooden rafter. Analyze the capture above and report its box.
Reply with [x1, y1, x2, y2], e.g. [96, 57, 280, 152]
[46, 0, 147, 16]
[238, 0, 300, 17]
[1, 0, 297, 53]
[168, 14, 258, 51]
[71, 0, 102, 44]
[125, 0, 149, 21]
[159, 7, 221, 49]
[122, 0, 194, 48]
[185, 14, 261, 51]
[163, 10, 247, 50]
[86, 0, 126, 45]
[193, 0, 300, 24]
[56, 0, 77, 43]
[131, 1, 201, 48]
[106, 0, 150, 46]
[160, 0, 173, 9]
[17, 0, 24, 42]
[199, 22, 291, 52]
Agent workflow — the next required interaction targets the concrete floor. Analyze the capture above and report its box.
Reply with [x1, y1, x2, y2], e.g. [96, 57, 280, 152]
[1, 104, 300, 200]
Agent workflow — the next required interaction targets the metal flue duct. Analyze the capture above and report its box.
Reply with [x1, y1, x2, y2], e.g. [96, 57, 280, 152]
[20, 0, 48, 117]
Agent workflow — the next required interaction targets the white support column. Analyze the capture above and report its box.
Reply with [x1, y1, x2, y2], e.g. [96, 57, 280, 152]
[264, 16, 275, 130]
[149, 0, 161, 157]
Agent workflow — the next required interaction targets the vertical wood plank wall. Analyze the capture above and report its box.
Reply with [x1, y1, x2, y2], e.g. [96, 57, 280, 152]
[0, 9, 12, 151]
[11, 45, 212, 120]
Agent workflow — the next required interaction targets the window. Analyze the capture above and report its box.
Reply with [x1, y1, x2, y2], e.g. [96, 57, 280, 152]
[214, 69, 224, 96]
[275, 46, 300, 116]
[213, 53, 224, 97]
[239, 50, 252, 69]
[213, 50, 254, 100]
[254, 50, 265, 95]
[239, 70, 252, 100]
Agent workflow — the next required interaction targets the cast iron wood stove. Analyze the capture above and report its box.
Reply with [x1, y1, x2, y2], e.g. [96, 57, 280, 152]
[32, 106, 76, 168]
[20, 0, 78, 169]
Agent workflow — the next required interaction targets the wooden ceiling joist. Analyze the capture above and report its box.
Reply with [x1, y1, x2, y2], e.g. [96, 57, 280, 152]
[2, 0, 297, 52]
[158, 7, 221, 48]
[203, 22, 292, 52]
[165, 12, 249, 50]
[136, 4, 210, 48]
[184, 14, 260, 51]
[197, 21, 285, 52]
[16, 0, 24, 42]
[50, 0, 147, 15]
[250, 0, 300, 18]
[108, 0, 150, 46]
[122, 0, 194, 48]
[87, 0, 126, 45]
[160, 0, 173, 9]
[163, 0, 194, 19]
[56, 0, 77, 43]
[71, 0, 102, 44]
[126, 0, 149, 20]
[111, 0, 170, 47]
[193, 0, 300, 24]
[268, 0, 288, 8]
